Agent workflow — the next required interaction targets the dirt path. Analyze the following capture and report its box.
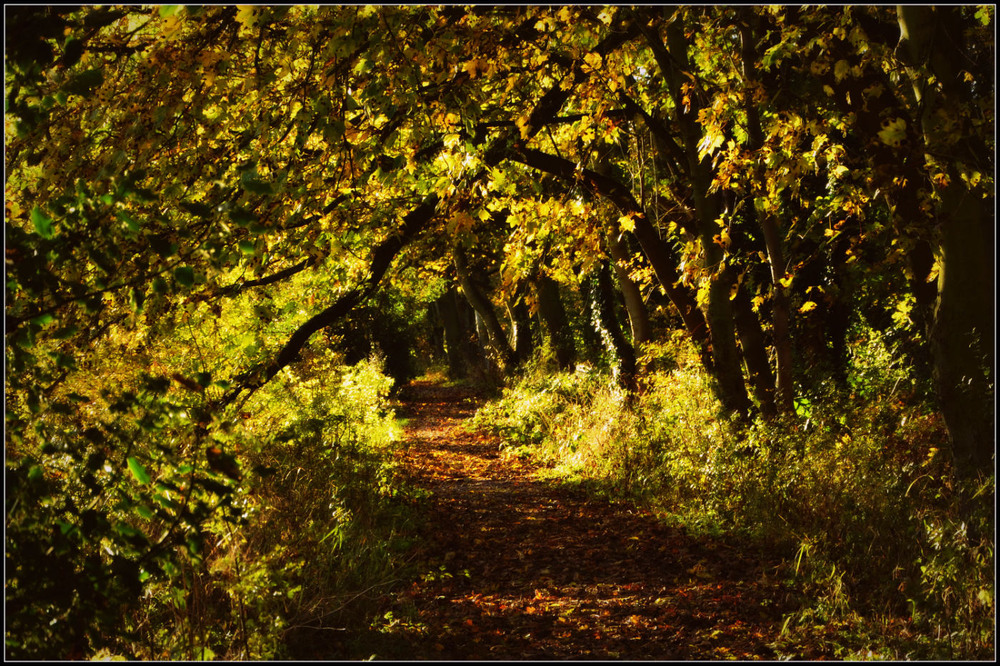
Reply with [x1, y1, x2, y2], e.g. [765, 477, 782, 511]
[357, 380, 800, 659]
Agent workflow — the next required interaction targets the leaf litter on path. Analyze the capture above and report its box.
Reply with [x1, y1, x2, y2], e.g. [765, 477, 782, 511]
[340, 380, 801, 660]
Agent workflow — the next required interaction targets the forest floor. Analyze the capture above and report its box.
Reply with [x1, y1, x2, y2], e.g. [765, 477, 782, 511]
[338, 379, 806, 659]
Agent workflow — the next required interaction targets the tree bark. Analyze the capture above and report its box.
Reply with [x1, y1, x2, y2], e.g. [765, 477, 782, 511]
[508, 290, 535, 366]
[737, 13, 795, 414]
[438, 286, 473, 379]
[731, 283, 777, 418]
[577, 277, 605, 364]
[594, 260, 638, 390]
[605, 227, 652, 348]
[534, 270, 577, 370]
[897, 5, 995, 477]
[454, 244, 515, 369]
[653, 13, 750, 415]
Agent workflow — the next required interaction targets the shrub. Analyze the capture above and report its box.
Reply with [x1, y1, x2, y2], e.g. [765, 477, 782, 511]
[472, 331, 995, 659]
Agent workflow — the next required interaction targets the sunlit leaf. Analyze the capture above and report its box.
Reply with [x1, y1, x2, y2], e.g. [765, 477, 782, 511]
[31, 206, 54, 238]
[127, 457, 151, 485]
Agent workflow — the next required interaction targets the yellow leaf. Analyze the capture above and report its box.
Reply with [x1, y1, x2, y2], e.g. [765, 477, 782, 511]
[834, 59, 850, 82]
[583, 52, 603, 72]
[799, 301, 818, 313]
[878, 117, 907, 147]
[515, 116, 531, 140]
[463, 59, 481, 79]
[448, 210, 475, 235]
[235, 5, 257, 29]
[618, 213, 635, 233]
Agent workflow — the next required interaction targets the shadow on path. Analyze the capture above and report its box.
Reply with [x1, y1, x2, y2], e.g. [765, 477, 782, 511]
[350, 380, 799, 659]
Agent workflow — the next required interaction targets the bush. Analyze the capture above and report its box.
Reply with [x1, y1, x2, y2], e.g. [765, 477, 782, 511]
[126, 352, 417, 659]
[5, 344, 420, 660]
[472, 331, 995, 659]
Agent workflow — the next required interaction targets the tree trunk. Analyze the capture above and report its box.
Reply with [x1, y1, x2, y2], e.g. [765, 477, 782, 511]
[594, 260, 638, 389]
[454, 245, 515, 369]
[732, 282, 777, 418]
[655, 15, 750, 415]
[577, 277, 605, 363]
[438, 287, 471, 379]
[736, 9, 796, 415]
[534, 271, 577, 370]
[508, 291, 535, 366]
[897, 5, 995, 477]
[605, 227, 652, 347]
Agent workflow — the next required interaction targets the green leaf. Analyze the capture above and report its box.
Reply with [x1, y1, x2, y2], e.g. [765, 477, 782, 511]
[31, 206, 54, 238]
[150, 235, 177, 258]
[31, 313, 56, 326]
[242, 178, 274, 195]
[238, 240, 256, 255]
[127, 457, 151, 485]
[241, 170, 274, 195]
[130, 287, 145, 312]
[173, 266, 195, 286]
[52, 325, 79, 339]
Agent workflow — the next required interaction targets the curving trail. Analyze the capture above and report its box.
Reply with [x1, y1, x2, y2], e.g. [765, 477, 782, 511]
[352, 380, 800, 659]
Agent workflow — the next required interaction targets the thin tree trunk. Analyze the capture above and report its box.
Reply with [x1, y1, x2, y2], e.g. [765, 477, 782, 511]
[605, 227, 652, 347]
[732, 283, 777, 418]
[595, 260, 638, 390]
[509, 290, 535, 366]
[438, 287, 470, 379]
[655, 15, 750, 415]
[454, 245, 515, 369]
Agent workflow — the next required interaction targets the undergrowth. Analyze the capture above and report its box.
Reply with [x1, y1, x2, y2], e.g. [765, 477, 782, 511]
[111, 352, 420, 659]
[473, 330, 995, 660]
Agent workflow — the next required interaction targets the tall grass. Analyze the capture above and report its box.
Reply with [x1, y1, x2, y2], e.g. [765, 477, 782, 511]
[473, 331, 994, 659]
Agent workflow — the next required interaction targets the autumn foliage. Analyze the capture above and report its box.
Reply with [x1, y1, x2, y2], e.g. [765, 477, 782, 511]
[5, 5, 994, 660]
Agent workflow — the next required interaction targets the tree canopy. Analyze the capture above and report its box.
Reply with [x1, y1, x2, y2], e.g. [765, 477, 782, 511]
[4, 5, 994, 659]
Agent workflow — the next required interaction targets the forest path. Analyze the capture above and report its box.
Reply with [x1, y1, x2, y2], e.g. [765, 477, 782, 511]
[360, 379, 799, 659]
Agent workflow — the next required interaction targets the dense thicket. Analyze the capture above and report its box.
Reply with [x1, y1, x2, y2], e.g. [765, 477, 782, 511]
[5, 6, 994, 659]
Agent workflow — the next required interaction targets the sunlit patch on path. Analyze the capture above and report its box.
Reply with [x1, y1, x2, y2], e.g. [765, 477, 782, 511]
[361, 380, 798, 659]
